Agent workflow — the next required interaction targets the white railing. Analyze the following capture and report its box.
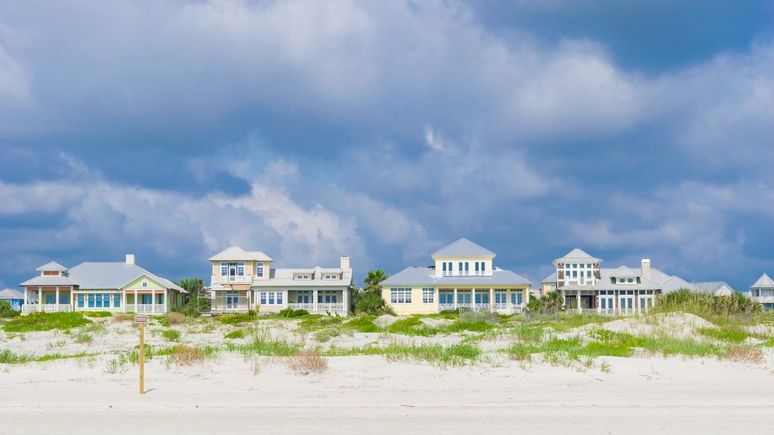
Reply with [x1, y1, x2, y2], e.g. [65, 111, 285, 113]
[438, 303, 524, 314]
[571, 308, 649, 316]
[127, 304, 166, 314]
[211, 295, 251, 313]
[751, 295, 774, 304]
[439, 303, 455, 311]
[21, 304, 71, 315]
[287, 303, 314, 311]
[315, 303, 344, 312]
[210, 274, 252, 284]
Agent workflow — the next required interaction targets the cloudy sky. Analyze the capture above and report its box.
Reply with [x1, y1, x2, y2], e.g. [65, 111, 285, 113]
[1, 0, 773, 290]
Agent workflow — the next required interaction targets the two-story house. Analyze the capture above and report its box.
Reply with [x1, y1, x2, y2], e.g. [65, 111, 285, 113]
[19, 255, 186, 315]
[208, 246, 352, 316]
[548, 248, 717, 314]
[748, 274, 774, 311]
[380, 238, 531, 315]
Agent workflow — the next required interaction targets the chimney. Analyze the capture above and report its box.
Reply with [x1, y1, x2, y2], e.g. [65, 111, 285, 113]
[125, 254, 135, 265]
[641, 258, 651, 280]
[340, 256, 350, 271]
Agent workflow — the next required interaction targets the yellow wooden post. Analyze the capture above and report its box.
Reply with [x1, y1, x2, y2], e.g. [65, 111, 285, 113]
[139, 322, 144, 394]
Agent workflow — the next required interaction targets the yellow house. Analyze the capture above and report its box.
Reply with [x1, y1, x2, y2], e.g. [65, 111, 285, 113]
[381, 238, 531, 315]
[19, 255, 186, 315]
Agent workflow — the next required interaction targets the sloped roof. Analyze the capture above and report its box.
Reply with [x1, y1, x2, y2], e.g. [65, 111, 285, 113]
[35, 261, 68, 272]
[431, 238, 495, 258]
[751, 273, 774, 289]
[68, 262, 184, 292]
[553, 248, 601, 265]
[382, 267, 530, 287]
[20, 275, 78, 287]
[693, 281, 735, 296]
[209, 246, 272, 262]
[609, 266, 640, 278]
[0, 288, 24, 299]
[541, 272, 556, 283]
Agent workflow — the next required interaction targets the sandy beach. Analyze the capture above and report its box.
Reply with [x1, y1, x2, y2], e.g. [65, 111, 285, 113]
[1, 351, 773, 435]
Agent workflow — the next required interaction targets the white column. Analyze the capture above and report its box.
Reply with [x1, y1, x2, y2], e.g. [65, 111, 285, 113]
[24, 288, 28, 306]
[164, 289, 168, 313]
[577, 290, 581, 312]
[38, 288, 42, 312]
[471, 288, 476, 310]
[523, 287, 529, 307]
[134, 289, 138, 313]
[313, 289, 318, 313]
[489, 288, 494, 312]
[55, 286, 60, 311]
[342, 288, 349, 315]
[151, 288, 156, 314]
[453, 288, 458, 309]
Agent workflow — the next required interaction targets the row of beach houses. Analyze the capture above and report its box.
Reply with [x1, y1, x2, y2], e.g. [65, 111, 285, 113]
[10, 238, 774, 316]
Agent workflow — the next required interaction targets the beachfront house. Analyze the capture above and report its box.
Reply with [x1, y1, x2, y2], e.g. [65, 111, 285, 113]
[546, 248, 705, 314]
[380, 238, 531, 315]
[748, 274, 774, 311]
[208, 246, 352, 316]
[0, 288, 25, 311]
[19, 255, 186, 315]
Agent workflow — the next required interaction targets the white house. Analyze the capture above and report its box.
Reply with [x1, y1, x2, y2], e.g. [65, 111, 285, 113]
[748, 274, 774, 311]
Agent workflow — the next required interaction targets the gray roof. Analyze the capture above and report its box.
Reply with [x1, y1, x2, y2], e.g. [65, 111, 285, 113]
[20, 275, 78, 286]
[609, 266, 640, 278]
[553, 248, 601, 265]
[0, 288, 24, 299]
[541, 272, 556, 283]
[382, 267, 530, 287]
[562, 266, 688, 293]
[209, 246, 273, 262]
[751, 273, 774, 289]
[693, 281, 735, 295]
[431, 238, 495, 258]
[22, 262, 184, 292]
[35, 261, 68, 272]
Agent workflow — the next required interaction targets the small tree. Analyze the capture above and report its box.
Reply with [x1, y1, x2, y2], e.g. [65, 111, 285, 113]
[178, 278, 210, 316]
[352, 269, 389, 314]
[0, 301, 19, 318]
[363, 269, 388, 295]
[527, 291, 564, 315]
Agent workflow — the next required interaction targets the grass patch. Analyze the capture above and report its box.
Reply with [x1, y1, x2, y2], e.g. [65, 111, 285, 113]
[278, 308, 310, 318]
[3, 312, 91, 333]
[225, 328, 301, 356]
[543, 314, 613, 332]
[386, 317, 438, 336]
[297, 315, 345, 331]
[162, 329, 181, 341]
[166, 345, 216, 366]
[73, 331, 93, 344]
[0, 349, 93, 364]
[217, 312, 257, 325]
[323, 343, 481, 367]
[224, 329, 245, 339]
[446, 319, 495, 333]
[698, 326, 749, 343]
[343, 315, 379, 333]
[287, 351, 328, 374]
[81, 311, 112, 318]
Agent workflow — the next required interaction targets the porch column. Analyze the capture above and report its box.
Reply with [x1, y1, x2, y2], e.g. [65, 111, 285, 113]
[24, 288, 28, 306]
[577, 290, 581, 312]
[164, 289, 168, 313]
[471, 288, 476, 309]
[489, 288, 494, 311]
[313, 289, 318, 312]
[453, 288, 458, 309]
[122, 291, 127, 313]
[134, 289, 138, 313]
[342, 288, 349, 314]
[151, 288, 156, 314]
[523, 287, 529, 307]
[38, 288, 42, 312]
[54, 286, 59, 311]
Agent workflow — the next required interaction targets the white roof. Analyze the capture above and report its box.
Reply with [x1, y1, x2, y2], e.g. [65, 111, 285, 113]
[751, 273, 774, 289]
[35, 261, 68, 272]
[253, 266, 353, 288]
[0, 288, 24, 299]
[382, 267, 530, 287]
[431, 238, 495, 258]
[22, 262, 184, 292]
[209, 246, 273, 262]
[553, 248, 601, 265]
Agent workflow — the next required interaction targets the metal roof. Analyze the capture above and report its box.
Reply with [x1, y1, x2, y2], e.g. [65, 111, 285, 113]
[431, 238, 495, 258]
[0, 288, 24, 299]
[553, 248, 602, 265]
[21, 262, 184, 293]
[209, 246, 273, 262]
[382, 267, 530, 287]
[751, 273, 774, 289]
[35, 261, 68, 272]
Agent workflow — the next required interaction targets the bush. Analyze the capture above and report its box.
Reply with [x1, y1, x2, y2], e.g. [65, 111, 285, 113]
[217, 312, 257, 325]
[654, 289, 761, 317]
[279, 308, 309, 318]
[162, 329, 181, 341]
[3, 312, 91, 333]
[167, 312, 186, 324]
[527, 291, 564, 315]
[343, 315, 379, 332]
[353, 290, 385, 314]
[167, 345, 208, 366]
[286, 351, 328, 375]
[0, 301, 20, 318]
[224, 329, 245, 339]
[81, 311, 112, 318]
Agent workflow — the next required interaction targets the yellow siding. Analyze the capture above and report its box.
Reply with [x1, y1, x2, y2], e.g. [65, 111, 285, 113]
[123, 276, 165, 290]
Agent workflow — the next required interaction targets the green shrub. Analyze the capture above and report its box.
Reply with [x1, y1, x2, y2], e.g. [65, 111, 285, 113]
[217, 312, 257, 325]
[226, 328, 300, 356]
[278, 308, 309, 318]
[353, 290, 385, 314]
[698, 326, 749, 343]
[654, 289, 761, 318]
[325, 343, 481, 366]
[0, 301, 20, 318]
[73, 331, 93, 344]
[386, 317, 438, 336]
[162, 329, 181, 341]
[3, 312, 91, 333]
[297, 315, 344, 331]
[0, 349, 32, 364]
[224, 329, 245, 339]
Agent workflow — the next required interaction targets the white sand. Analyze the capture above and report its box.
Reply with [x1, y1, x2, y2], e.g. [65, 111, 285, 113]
[1, 353, 773, 435]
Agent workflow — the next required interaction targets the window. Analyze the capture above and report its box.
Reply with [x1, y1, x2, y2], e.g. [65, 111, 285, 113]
[77, 294, 85, 308]
[256, 263, 264, 278]
[495, 291, 507, 304]
[474, 292, 489, 304]
[259, 292, 283, 305]
[323, 273, 338, 280]
[114, 294, 121, 308]
[442, 262, 447, 274]
[88, 294, 95, 308]
[268, 292, 275, 304]
[260, 292, 267, 304]
[481, 262, 486, 274]
[294, 274, 311, 280]
[142, 281, 148, 288]
[458, 262, 463, 274]
[390, 288, 412, 304]
[237, 263, 244, 276]
[572, 271, 578, 278]
[586, 271, 591, 278]
[475, 262, 480, 273]
[422, 288, 434, 303]
[221, 263, 228, 275]
[318, 291, 338, 303]
[464, 262, 470, 275]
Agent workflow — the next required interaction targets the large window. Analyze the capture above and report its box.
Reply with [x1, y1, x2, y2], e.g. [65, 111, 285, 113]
[422, 288, 434, 304]
[391, 288, 412, 304]
[260, 291, 284, 305]
[114, 294, 121, 308]
[474, 292, 489, 304]
[256, 263, 264, 278]
[88, 294, 95, 308]
[317, 291, 337, 303]
[77, 294, 85, 308]
[495, 291, 507, 304]
[439, 292, 454, 304]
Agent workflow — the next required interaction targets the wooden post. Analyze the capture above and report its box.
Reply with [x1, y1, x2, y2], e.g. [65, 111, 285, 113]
[136, 315, 147, 394]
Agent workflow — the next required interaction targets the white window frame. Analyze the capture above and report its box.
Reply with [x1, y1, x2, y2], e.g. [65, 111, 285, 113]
[391, 288, 412, 304]
[422, 288, 434, 304]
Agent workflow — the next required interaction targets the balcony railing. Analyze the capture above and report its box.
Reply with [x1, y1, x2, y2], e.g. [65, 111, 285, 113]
[127, 304, 166, 314]
[210, 274, 252, 285]
[21, 304, 72, 315]
[211, 295, 251, 312]
[438, 303, 524, 314]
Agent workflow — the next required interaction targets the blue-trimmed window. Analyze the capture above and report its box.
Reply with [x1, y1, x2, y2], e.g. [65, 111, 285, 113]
[256, 263, 264, 278]
[114, 294, 121, 308]
[88, 294, 95, 308]
[95, 294, 103, 308]
[77, 294, 85, 308]
[495, 291, 507, 304]
[474, 292, 489, 304]
[439, 292, 454, 304]
[221, 263, 228, 275]
[260, 292, 267, 304]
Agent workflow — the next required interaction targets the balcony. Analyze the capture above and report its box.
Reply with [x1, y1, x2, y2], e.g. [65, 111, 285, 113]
[21, 304, 72, 315]
[211, 295, 252, 313]
[210, 275, 252, 287]
[126, 304, 166, 314]
[287, 302, 344, 313]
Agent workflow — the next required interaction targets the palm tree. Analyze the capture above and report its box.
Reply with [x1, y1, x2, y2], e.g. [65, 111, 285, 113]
[363, 269, 388, 295]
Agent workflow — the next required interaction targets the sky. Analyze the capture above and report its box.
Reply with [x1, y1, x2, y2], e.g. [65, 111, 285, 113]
[1, 0, 773, 290]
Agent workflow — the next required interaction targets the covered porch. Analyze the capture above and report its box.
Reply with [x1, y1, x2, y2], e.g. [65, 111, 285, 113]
[286, 289, 348, 315]
[563, 289, 656, 315]
[437, 287, 528, 314]
[124, 289, 169, 315]
[211, 289, 252, 314]
[21, 286, 73, 315]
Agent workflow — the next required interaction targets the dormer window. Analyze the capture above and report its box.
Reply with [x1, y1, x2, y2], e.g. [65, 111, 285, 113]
[294, 274, 311, 280]
[323, 273, 339, 280]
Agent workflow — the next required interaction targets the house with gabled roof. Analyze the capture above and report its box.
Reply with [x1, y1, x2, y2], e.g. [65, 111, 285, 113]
[208, 246, 353, 316]
[381, 238, 531, 315]
[547, 248, 702, 314]
[748, 274, 774, 311]
[19, 254, 186, 315]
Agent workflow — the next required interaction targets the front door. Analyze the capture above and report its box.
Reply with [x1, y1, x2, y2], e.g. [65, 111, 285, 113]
[457, 292, 471, 305]
[639, 295, 653, 312]
[619, 294, 634, 313]
[228, 266, 237, 282]
[226, 292, 239, 309]
[297, 292, 311, 304]
[599, 295, 614, 312]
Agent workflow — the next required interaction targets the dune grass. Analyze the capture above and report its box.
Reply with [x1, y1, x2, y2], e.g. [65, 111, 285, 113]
[81, 311, 113, 318]
[343, 315, 379, 332]
[698, 326, 750, 343]
[323, 343, 481, 367]
[162, 329, 181, 341]
[224, 329, 245, 339]
[0, 349, 93, 364]
[3, 312, 91, 333]
[217, 312, 258, 325]
[225, 328, 301, 356]
[386, 317, 438, 336]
